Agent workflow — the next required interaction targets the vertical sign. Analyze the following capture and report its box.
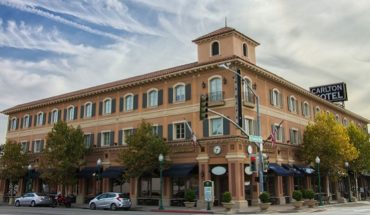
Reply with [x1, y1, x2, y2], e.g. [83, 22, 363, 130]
[203, 180, 214, 202]
[234, 69, 243, 127]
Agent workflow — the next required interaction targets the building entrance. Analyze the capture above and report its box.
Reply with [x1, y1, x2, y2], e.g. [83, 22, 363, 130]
[211, 172, 228, 206]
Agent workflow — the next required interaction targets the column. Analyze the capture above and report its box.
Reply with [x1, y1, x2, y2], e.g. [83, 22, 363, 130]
[130, 177, 138, 207]
[196, 153, 209, 209]
[163, 177, 171, 207]
[251, 172, 260, 206]
[275, 176, 285, 204]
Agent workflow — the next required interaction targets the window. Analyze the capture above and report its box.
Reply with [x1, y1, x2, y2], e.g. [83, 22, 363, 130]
[288, 96, 297, 113]
[10, 117, 17, 130]
[210, 117, 223, 136]
[174, 122, 186, 140]
[21, 141, 28, 153]
[243, 78, 254, 103]
[302, 101, 310, 117]
[122, 129, 134, 145]
[85, 102, 92, 118]
[211, 41, 220, 56]
[272, 124, 283, 142]
[315, 106, 321, 115]
[67, 106, 75, 121]
[152, 125, 159, 136]
[290, 129, 299, 145]
[101, 131, 111, 146]
[23, 115, 30, 128]
[148, 90, 158, 107]
[84, 134, 93, 148]
[335, 114, 340, 122]
[51, 109, 58, 123]
[36, 112, 44, 126]
[103, 99, 112, 115]
[270, 89, 282, 107]
[244, 118, 254, 135]
[243, 43, 248, 57]
[343, 118, 348, 126]
[125, 95, 133, 111]
[209, 77, 222, 102]
[174, 84, 185, 102]
[34, 140, 43, 153]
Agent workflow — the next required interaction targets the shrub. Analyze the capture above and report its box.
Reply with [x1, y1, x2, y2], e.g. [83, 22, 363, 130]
[259, 192, 270, 203]
[222, 191, 232, 203]
[305, 189, 315, 200]
[184, 189, 196, 202]
[292, 190, 303, 201]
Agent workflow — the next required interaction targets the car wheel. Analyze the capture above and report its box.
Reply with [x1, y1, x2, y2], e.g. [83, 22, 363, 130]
[30, 201, 36, 207]
[89, 203, 96, 210]
[15, 201, 20, 207]
[110, 203, 117, 211]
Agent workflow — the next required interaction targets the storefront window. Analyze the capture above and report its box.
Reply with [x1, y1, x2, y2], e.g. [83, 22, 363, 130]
[139, 177, 160, 197]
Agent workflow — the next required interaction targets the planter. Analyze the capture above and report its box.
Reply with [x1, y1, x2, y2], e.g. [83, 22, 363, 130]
[293, 201, 304, 209]
[305, 199, 317, 208]
[184, 201, 195, 208]
[222, 202, 234, 211]
[259, 202, 271, 211]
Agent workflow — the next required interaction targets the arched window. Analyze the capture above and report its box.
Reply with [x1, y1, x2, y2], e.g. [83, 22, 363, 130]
[51, 109, 58, 123]
[243, 77, 254, 103]
[67, 106, 75, 121]
[315, 106, 321, 115]
[10, 117, 17, 130]
[302, 101, 310, 117]
[211, 41, 220, 56]
[174, 84, 185, 102]
[36, 112, 44, 126]
[270, 89, 281, 107]
[85, 102, 92, 118]
[209, 77, 222, 102]
[23, 114, 30, 128]
[148, 89, 158, 107]
[243, 43, 248, 57]
[335, 114, 340, 122]
[125, 94, 134, 111]
[288, 96, 297, 113]
[103, 98, 112, 114]
[343, 118, 348, 126]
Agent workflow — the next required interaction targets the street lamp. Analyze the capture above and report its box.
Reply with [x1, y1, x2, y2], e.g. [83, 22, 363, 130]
[158, 153, 164, 210]
[218, 63, 264, 193]
[96, 158, 102, 194]
[345, 161, 351, 202]
[26, 164, 32, 192]
[315, 156, 323, 206]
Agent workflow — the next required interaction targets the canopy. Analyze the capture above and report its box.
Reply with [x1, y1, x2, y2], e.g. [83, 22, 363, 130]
[102, 166, 125, 178]
[163, 164, 197, 177]
[77, 167, 96, 178]
[294, 164, 315, 175]
[268, 163, 291, 176]
[282, 164, 304, 177]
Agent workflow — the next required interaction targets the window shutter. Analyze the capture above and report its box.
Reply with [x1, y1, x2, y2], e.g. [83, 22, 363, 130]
[111, 98, 116, 113]
[16, 118, 19, 129]
[223, 118, 230, 135]
[287, 96, 291, 111]
[142, 93, 147, 108]
[296, 100, 299, 113]
[133, 95, 138, 110]
[63, 108, 67, 121]
[185, 84, 191, 101]
[203, 119, 209, 137]
[167, 124, 173, 141]
[80, 105, 84, 119]
[158, 89, 163, 106]
[279, 93, 283, 108]
[269, 90, 273, 105]
[97, 133, 101, 147]
[7, 119, 11, 131]
[74, 107, 78, 120]
[20, 117, 23, 129]
[31, 141, 35, 153]
[42, 113, 46, 125]
[99, 101, 103, 115]
[119, 97, 124, 112]
[26, 142, 30, 152]
[118, 130, 123, 145]
[90, 133, 95, 148]
[110, 131, 115, 146]
[40, 140, 44, 152]
[34, 115, 37, 126]
[185, 121, 192, 139]
[58, 110, 61, 122]
[281, 127, 285, 143]
[92, 103, 96, 116]
[29, 115, 33, 127]
[308, 104, 312, 117]
[158, 125, 163, 138]
[168, 88, 173, 104]
[298, 130, 302, 144]
[289, 129, 293, 144]
[48, 112, 51, 124]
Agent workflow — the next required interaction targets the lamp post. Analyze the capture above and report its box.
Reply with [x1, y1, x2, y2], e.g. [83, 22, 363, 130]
[315, 156, 323, 206]
[96, 158, 102, 194]
[26, 164, 32, 192]
[345, 161, 351, 202]
[158, 153, 164, 210]
[218, 63, 264, 193]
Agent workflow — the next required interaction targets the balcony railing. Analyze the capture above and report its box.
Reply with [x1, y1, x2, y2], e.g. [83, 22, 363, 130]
[208, 91, 225, 106]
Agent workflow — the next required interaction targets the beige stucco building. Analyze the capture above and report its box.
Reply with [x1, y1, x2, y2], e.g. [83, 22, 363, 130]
[1, 27, 369, 209]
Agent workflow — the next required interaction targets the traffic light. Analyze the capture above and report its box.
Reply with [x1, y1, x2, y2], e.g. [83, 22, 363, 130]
[250, 156, 256, 172]
[199, 94, 208, 120]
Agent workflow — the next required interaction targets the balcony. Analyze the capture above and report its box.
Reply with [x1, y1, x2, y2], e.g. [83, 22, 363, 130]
[208, 91, 225, 107]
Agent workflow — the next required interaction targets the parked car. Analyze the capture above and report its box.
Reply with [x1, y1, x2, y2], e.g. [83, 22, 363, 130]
[89, 192, 131, 210]
[14, 192, 52, 207]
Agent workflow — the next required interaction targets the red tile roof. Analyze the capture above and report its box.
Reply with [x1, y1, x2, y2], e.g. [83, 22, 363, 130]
[192, 27, 259, 45]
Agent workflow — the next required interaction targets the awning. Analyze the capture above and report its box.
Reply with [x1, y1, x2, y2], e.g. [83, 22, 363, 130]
[294, 164, 315, 175]
[268, 163, 291, 176]
[78, 167, 96, 178]
[282, 164, 303, 177]
[30, 170, 40, 179]
[163, 164, 197, 177]
[102, 166, 125, 178]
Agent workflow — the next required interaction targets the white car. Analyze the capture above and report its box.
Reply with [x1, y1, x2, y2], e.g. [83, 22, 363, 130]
[14, 192, 52, 207]
[89, 192, 131, 210]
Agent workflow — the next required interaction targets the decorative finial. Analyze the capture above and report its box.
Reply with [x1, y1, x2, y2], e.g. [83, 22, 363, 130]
[225, 17, 227, 27]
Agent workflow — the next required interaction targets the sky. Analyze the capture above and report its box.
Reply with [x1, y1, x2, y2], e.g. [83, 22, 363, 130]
[1, 0, 370, 143]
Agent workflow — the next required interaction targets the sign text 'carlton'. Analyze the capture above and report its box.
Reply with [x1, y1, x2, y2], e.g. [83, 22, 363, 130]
[309, 82, 348, 102]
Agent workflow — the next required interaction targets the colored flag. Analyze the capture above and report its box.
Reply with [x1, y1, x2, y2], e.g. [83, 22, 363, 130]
[267, 120, 284, 146]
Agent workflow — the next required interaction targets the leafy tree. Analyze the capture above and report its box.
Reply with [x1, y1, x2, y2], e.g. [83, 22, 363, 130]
[39, 121, 88, 194]
[118, 121, 169, 179]
[0, 140, 29, 203]
[301, 112, 358, 177]
[346, 123, 370, 198]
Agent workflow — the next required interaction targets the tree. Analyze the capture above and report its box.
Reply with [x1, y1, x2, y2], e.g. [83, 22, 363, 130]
[39, 121, 88, 194]
[346, 123, 370, 198]
[301, 112, 358, 177]
[118, 121, 169, 179]
[0, 139, 29, 203]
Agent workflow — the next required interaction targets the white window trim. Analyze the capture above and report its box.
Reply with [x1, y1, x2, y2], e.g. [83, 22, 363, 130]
[103, 98, 112, 115]
[273, 123, 283, 143]
[124, 93, 134, 112]
[84, 102, 93, 118]
[33, 139, 42, 153]
[172, 120, 186, 140]
[210, 40, 221, 56]
[20, 140, 28, 152]
[51, 108, 58, 123]
[101, 130, 111, 147]
[173, 83, 186, 103]
[36, 112, 44, 126]
[302, 101, 310, 117]
[147, 88, 158, 108]
[23, 114, 30, 128]
[290, 128, 299, 145]
[209, 116, 223, 136]
[67, 105, 75, 121]
[10, 117, 17, 130]
[242, 76, 254, 103]
[84, 133, 92, 148]
[335, 114, 340, 122]
[121, 127, 134, 145]
[315, 106, 321, 115]
[272, 88, 280, 107]
[288, 96, 297, 113]
[244, 116, 254, 135]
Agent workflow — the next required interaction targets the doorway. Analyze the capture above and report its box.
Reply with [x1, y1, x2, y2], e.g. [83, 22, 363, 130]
[211, 172, 228, 206]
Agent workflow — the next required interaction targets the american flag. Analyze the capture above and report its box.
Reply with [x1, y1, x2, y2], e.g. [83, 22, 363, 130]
[267, 120, 284, 146]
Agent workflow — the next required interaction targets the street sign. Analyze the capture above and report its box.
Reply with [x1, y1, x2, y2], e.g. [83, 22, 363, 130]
[249, 135, 263, 144]
[203, 180, 214, 202]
